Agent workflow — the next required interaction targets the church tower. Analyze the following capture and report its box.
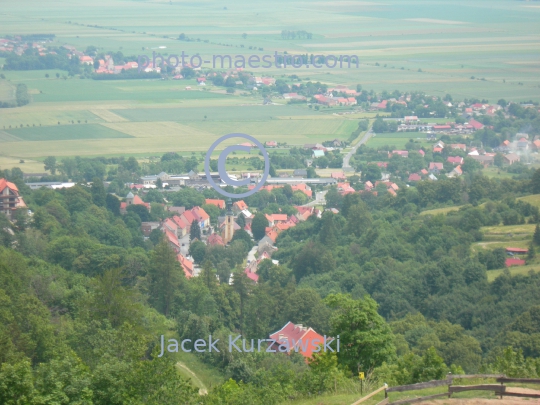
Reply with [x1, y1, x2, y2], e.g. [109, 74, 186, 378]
[222, 198, 235, 244]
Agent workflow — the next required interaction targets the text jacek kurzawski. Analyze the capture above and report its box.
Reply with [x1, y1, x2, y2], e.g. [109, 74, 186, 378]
[157, 334, 339, 356]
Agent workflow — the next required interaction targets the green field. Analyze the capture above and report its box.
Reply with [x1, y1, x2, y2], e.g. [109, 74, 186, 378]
[0, 0, 539, 164]
[419, 206, 462, 216]
[6, 124, 134, 141]
[0, 80, 15, 102]
[518, 194, 540, 208]
[366, 132, 431, 149]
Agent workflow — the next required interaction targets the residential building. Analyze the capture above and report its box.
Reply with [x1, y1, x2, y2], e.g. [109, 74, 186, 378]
[268, 322, 330, 360]
[429, 162, 444, 173]
[504, 153, 520, 165]
[177, 254, 194, 278]
[120, 192, 151, 214]
[0, 178, 26, 220]
[205, 199, 225, 209]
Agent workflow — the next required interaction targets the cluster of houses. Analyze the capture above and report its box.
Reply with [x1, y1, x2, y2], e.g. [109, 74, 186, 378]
[398, 117, 486, 135]
[0, 37, 55, 56]
[93, 55, 140, 74]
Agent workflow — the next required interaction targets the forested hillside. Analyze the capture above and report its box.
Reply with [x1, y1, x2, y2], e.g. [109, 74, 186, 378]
[1, 166, 540, 404]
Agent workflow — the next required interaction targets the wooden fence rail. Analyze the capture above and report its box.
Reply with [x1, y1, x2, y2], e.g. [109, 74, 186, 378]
[449, 384, 505, 394]
[497, 377, 540, 384]
[385, 379, 450, 393]
[351, 384, 388, 405]
[360, 374, 540, 405]
[449, 374, 504, 380]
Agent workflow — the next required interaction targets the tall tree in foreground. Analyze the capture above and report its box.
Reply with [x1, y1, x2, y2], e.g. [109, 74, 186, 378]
[325, 293, 396, 374]
[149, 239, 183, 316]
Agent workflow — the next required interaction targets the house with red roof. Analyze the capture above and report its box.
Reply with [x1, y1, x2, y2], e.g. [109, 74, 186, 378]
[390, 150, 409, 158]
[205, 199, 225, 209]
[448, 165, 462, 178]
[233, 200, 248, 214]
[450, 144, 467, 151]
[447, 156, 464, 165]
[269, 322, 330, 360]
[120, 191, 151, 215]
[433, 125, 452, 131]
[190, 206, 210, 229]
[418, 149, 425, 157]
[265, 141, 278, 147]
[331, 172, 346, 179]
[207, 233, 225, 246]
[429, 162, 444, 173]
[177, 254, 194, 278]
[0, 178, 26, 220]
[172, 215, 189, 237]
[377, 100, 388, 109]
[79, 56, 94, 65]
[468, 119, 484, 130]
[408, 173, 422, 182]
[164, 229, 181, 252]
[506, 258, 525, 267]
[506, 247, 528, 254]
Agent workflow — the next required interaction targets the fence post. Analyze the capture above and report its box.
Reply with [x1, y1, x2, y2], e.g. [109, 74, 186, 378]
[385, 383, 388, 399]
[500, 380, 504, 400]
[447, 372, 452, 398]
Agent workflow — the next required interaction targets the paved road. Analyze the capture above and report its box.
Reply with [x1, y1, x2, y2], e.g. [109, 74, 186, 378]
[247, 245, 257, 264]
[302, 190, 327, 207]
[342, 124, 374, 172]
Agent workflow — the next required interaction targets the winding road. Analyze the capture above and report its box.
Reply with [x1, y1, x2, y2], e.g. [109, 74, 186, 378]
[342, 124, 374, 172]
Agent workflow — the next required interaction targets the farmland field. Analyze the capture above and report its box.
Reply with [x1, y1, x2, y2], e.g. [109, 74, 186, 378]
[365, 132, 432, 149]
[0, 80, 15, 102]
[0, 0, 539, 164]
[6, 124, 134, 141]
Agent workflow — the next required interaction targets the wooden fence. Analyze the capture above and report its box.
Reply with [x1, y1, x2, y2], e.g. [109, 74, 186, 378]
[350, 374, 540, 405]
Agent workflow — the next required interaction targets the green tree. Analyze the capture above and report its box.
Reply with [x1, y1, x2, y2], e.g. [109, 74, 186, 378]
[324, 293, 396, 373]
[189, 240, 207, 264]
[362, 164, 382, 182]
[200, 260, 218, 290]
[534, 223, 540, 246]
[527, 240, 536, 261]
[190, 219, 201, 241]
[232, 229, 252, 248]
[106, 193, 120, 215]
[494, 153, 504, 168]
[149, 239, 184, 315]
[43, 156, 57, 175]
[251, 212, 269, 240]
[531, 169, 540, 194]
[91, 177, 106, 206]
[0, 360, 36, 405]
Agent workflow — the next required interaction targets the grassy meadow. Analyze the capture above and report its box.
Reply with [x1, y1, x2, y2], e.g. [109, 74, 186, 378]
[0, 0, 539, 164]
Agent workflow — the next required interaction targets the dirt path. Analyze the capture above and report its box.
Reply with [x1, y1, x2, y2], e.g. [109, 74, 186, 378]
[176, 361, 208, 395]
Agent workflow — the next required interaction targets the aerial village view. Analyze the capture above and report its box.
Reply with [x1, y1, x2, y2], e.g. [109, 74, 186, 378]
[1, 0, 540, 404]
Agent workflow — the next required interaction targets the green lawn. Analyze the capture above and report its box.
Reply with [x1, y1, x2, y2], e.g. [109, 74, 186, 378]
[420, 206, 462, 216]
[518, 194, 540, 208]
[112, 105, 319, 122]
[488, 265, 540, 282]
[6, 124, 133, 141]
